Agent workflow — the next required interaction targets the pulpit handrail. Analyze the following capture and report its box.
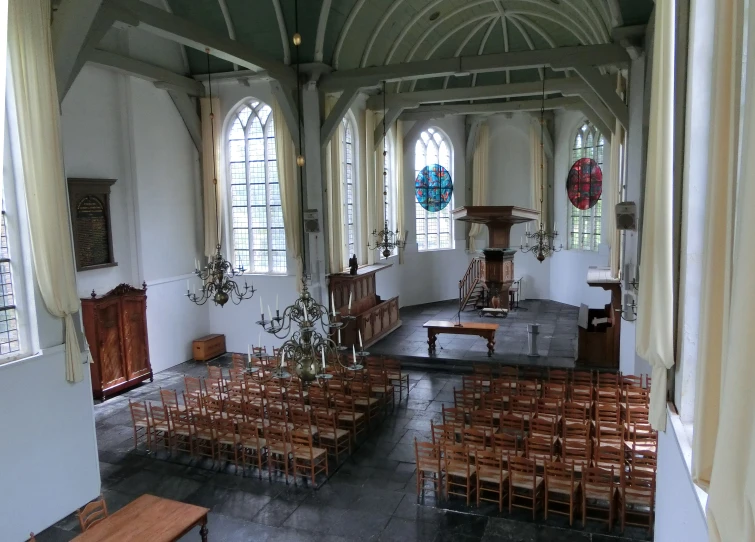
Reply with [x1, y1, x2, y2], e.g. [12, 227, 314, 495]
[459, 258, 485, 311]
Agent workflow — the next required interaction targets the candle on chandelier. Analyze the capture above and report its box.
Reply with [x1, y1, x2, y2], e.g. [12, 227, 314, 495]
[352, 345, 357, 365]
[276, 294, 279, 313]
[260, 297, 264, 317]
[303, 303, 309, 322]
[348, 292, 352, 311]
[321, 346, 326, 370]
[520, 236, 523, 247]
[258, 332, 261, 350]
[359, 330, 363, 349]
[338, 328, 341, 344]
[186, 280, 190, 292]
[331, 293, 336, 317]
[267, 305, 273, 321]
[247, 344, 251, 366]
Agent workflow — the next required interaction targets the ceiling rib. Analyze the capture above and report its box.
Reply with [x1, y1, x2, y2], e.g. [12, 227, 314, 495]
[507, 15, 543, 81]
[216, 0, 238, 70]
[399, 96, 581, 121]
[470, 16, 500, 89]
[270, 0, 291, 65]
[333, 0, 367, 69]
[442, 16, 499, 90]
[314, 0, 331, 62]
[360, 0, 404, 68]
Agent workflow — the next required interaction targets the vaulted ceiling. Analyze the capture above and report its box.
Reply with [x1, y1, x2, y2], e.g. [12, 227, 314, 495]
[160, 0, 654, 82]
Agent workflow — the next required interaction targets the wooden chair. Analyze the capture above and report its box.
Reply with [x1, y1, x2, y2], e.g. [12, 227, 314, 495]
[291, 427, 329, 485]
[224, 398, 246, 423]
[442, 405, 467, 429]
[192, 412, 218, 462]
[598, 372, 621, 387]
[183, 391, 205, 415]
[499, 413, 525, 440]
[368, 369, 395, 412]
[562, 419, 591, 446]
[570, 385, 593, 410]
[351, 380, 381, 425]
[572, 370, 593, 387]
[595, 401, 622, 425]
[470, 408, 495, 440]
[562, 440, 591, 477]
[149, 403, 173, 453]
[238, 420, 267, 478]
[594, 421, 625, 450]
[334, 394, 367, 441]
[542, 383, 566, 401]
[128, 400, 151, 451]
[621, 374, 642, 388]
[530, 417, 559, 446]
[596, 386, 621, 406]
[265, 423, 292, 483]
[509, 395, 536, 425]
[203, 395, 224, 417]
[454, 387, 478, 413]
[507, 455, 543, 519]
[385, 359, 409, 401]
[545, 462, 581, 526]
[207, 364, 225, 382]
[415, 438, 443, 500]
[525, 435, 557, 471]
[267, 403, 290, 428]
[205, 377, 226, 399]
[583, 466, 618, 529]
[231, 353, 247, 371]
[462, 427, 491, 461]
[215, 416, 241, 472]
[314, 408, 351, 463]
[169, 406, 194, 456]
[548, 369, 570, 384]
[629, 448, 658, 476]
[516, 379, 539, 398]
[444, 443, 476, 505]
[563, 401, 590, 425]
[492, 432, 519, 465]
[431, 421, 458, 449]
[619, 468, 655, 534]
[77, 495, 108, 532]
[291, 407, 318, 439]
[476, 449, 508, 512]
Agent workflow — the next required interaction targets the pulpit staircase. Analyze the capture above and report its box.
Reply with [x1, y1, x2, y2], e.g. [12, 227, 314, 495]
[459, 258, 485, 312]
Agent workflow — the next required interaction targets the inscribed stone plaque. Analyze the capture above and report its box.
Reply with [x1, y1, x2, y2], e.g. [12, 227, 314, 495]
[68, 178, 117, 271]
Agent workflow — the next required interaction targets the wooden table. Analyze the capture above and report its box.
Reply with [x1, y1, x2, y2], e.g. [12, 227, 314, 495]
[423, 320, 499, 356]
[73, 494, 209, 541]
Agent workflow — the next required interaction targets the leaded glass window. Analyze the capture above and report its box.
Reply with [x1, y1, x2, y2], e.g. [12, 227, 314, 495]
[0, 206, 19, 355]
[227, 100, 286, 274]
[568, 121, 604, 251]
[415, 127, 453, 251]
[342, 117, 357, 264]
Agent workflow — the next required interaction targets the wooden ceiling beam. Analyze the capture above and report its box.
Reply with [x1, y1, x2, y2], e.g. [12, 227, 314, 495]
[52, 0, 105, 99]
[320, 44, 630, 91]
[398, 97, 582, 121]
[105, 0, 297, 88]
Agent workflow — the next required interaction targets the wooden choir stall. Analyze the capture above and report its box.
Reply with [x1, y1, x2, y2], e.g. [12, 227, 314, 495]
[576, 267, 621, 368]
[328, 264, 401, 348]
[82, 283, 153, 400]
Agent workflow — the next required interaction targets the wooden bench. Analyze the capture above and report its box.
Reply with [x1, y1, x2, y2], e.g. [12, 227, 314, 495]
[423, 320, 499, 357]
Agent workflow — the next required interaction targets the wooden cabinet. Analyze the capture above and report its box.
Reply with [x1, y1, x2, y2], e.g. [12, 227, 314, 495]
[82, 283, 153, 400]
[328, 264, 401, 348]
[192, 334, 226, 361]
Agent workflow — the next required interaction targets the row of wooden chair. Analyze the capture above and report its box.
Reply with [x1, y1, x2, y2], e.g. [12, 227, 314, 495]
[471, 365, 651, 390]
[415, 438, 654, 533]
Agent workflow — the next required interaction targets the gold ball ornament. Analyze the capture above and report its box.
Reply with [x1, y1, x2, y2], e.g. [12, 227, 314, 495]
[293, 33, 302, 46]
[296, 155, 306, 167]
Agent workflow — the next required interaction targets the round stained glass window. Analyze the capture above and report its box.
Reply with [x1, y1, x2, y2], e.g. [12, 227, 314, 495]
[415, 164, 453, 212]
[567, 157, 603, 210]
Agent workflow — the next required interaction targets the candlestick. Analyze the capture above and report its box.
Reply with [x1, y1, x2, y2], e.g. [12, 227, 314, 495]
[359, 330, 363, 348]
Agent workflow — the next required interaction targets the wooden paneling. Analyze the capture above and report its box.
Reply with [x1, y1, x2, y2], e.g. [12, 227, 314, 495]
[82, 284, 153, 400]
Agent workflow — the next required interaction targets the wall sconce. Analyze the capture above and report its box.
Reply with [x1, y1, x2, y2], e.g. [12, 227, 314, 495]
[617, 292, 637, 322]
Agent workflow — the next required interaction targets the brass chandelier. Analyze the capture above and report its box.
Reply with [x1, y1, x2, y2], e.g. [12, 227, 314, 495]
[187, 51, 255, 306]
[253, 0, 364, 383]
[521, 70, 562, 262]
[368, 81, 407, 258]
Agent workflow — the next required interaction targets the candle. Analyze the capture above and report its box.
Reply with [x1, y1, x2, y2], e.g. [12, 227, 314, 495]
[247, 345, 251, 366]
[321, 346, 326, 370]
[520, 236, 523, 247]
[260, 296, 264, 315]
[331, 293, 336, 316]
[267, 305, 272, 321]
[195, 258, 198, 270]
[303, 303, 309, 322]
[276, 294, 279, 312]
[553, 221, 556, 232]
[352, 345, 357, 365]
[258, 333, 261, 350]
[186, 279, 190, 292]
[338, 329, 341, 344]
[348, 292, 352, 310]
[359, 330, 363, 348]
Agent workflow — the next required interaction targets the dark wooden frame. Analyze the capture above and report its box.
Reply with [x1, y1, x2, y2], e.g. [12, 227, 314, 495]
[67, 178, 117, 271]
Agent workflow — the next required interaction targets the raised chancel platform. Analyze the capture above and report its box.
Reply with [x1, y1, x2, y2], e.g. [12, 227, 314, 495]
[370, 299, 579, 371]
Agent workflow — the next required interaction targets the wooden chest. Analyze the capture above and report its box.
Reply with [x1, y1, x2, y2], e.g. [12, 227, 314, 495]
[193, 334, 226, 361]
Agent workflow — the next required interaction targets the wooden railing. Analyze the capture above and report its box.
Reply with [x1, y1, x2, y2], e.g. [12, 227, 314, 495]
[459, 258, 485, 311]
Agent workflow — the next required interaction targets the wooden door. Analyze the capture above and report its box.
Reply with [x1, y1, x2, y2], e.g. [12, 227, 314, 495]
[122, 296, 150, 380]
[96, 298, 126, 389]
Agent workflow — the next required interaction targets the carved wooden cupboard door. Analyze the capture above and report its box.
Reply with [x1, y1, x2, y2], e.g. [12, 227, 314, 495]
[96, 298, 125, 389]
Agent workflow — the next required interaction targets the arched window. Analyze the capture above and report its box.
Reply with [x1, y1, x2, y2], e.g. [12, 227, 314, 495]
[342, 116, 357, 262]
[415, 127, 453, 251]
[381, 132, 397, 259]
[227, 100, 286, 274]
[568, 120, 604, 251]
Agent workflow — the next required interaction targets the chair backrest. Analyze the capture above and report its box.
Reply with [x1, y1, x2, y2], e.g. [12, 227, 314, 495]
[595, 401, 621, 424]
[462, 427, 487, 449]
[597, 371, 620, 387]
[204, 395, 224, 414]
[231, 353, 247, 370]
[444, 443, 471, 473]
[475, 448, 503, 478]
[562, 419, 590, 442]
[193, 412, 215, 433]
[630, 448, 658, 472]
[237, 420, 262, 445]
[182, 391, 204, 412]
[516, 379, 539, 397]
[530, 417, 557, 439]
[621, 374, 642, 388]
[454, 387, 477, 411]
[562, 439, 592, 462]
[570, 384, 593, 404]
[414, 438, 441, 471]
[536, 398, 562, 417]
[291, 427, 314, 452]
[542, 383, 565, 400]
[508, 455, 537, 484]
[264, 421, 290, 444]
[205, 377, 225, 396]
[526, 435, 555, 460]
[267, 403, 289, 425]
[207, 365, 224, 381]
[242, 400, 264, 422]
[149, 403, 170, 426]
[595, 421, 624, 445]
[583, 466, 616, 498]
[572, 370, 593, 386]
[291, 408, 312, 431]
[129, 400, 149, 425]
[545, 461, 575, 490]
[470, 408, 494, 429]
[509, 395, 536, 414]
[169, 406, 192, 430]
[595, 443, 625, 469]
[184, 375, 203, 396]
[214, 416, 237, 440]
[548, 369, 570, 384]
[492, 432, 518, 454]
[491, 377, 515, 396]
[626, 405, 650, 425]
[499, 413, 525, 435]
[224, 398, 244, 419]
[77, 495, 108, 532]
[314, 408, 337, 433]
[442, 405, 466, 426]
[229, 368, 244, 382]
[159, 388, 179, 410]
[563, 401, 589, 422]
[622, 468, 656, 500]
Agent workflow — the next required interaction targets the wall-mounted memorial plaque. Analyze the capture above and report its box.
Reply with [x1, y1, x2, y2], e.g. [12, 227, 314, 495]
[67, 178, 117, 271]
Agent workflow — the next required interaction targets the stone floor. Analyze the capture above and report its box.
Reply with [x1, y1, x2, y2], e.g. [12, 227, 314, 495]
[38, 353, 650, 542]
[370, 299, 579, 370]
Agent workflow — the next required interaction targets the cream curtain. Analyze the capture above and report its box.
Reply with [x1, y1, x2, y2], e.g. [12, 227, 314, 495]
[394, 121, 406, 264]
[365, 110, 377, 265]
[529, 119, 549, 231]
[607, 76, 625, 279]
[358, 112, 369, 265]
[635, 0, 675, 431]
[325, 96, 344, 273]
[469, 123, 489, 251]
[703, 7, 755, 535]
[691, 0, 742, 494]
[272, 100, 303, 287]
[200, 97, 221, 258]
[9, 0, 83, 382]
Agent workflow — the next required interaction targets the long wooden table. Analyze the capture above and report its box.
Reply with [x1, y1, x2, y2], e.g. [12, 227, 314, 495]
[73, 494, 209, 541]
[423, 320, 499, 356]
